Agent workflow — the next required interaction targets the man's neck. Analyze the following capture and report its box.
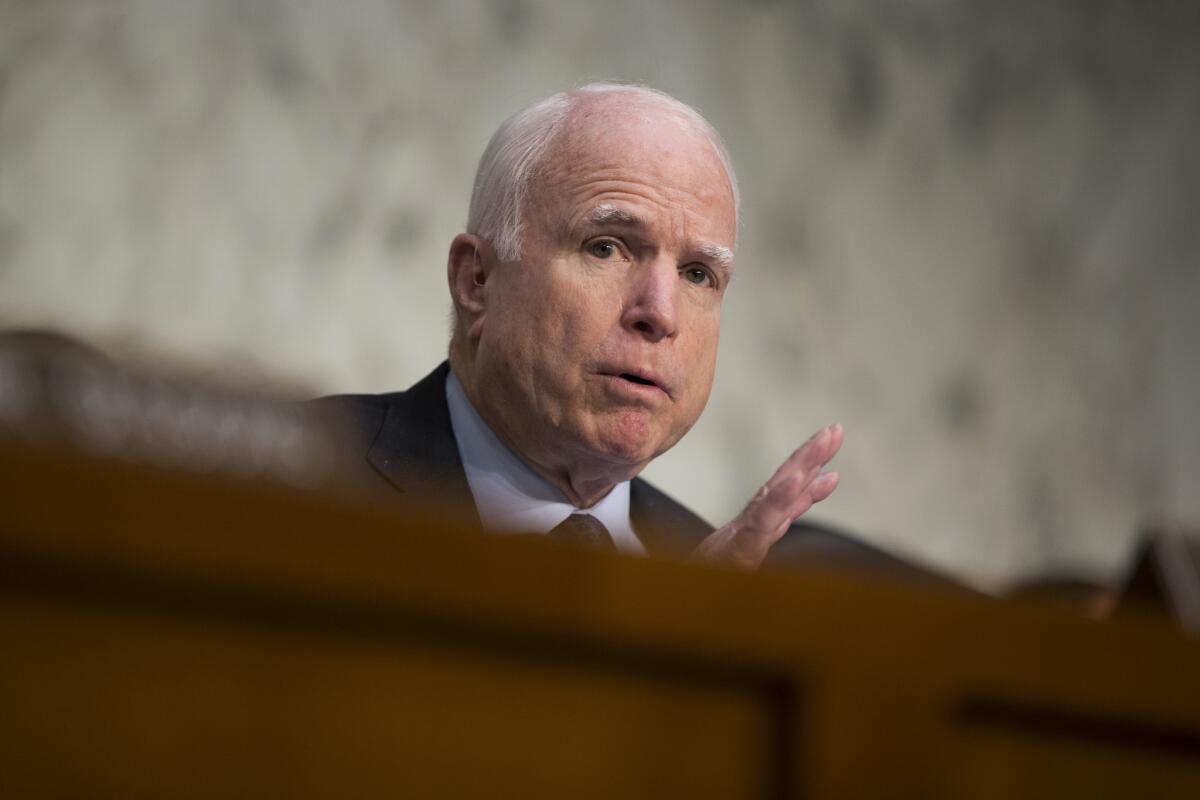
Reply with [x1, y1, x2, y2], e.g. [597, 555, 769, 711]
[445, 368, 645, 554]
[540, 466, 617, 510]
[447, 359, 625, 508]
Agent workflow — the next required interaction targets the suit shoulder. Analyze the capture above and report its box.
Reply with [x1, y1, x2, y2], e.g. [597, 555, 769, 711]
[631, 478, 710, 526]
[767, 520, 969, 590]
[307, 392, 402, 448]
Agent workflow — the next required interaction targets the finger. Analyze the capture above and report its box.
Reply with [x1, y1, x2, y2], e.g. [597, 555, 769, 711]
[741, 471, 811, 542]
[699, 469, 840, 570]
[764, 429, 827, 491]
[704, 429, 845, 568]
[779, 470, 840, 527]
[746, 425, 843, 537]
[827, 423, 844, 459]
[809, 470, 840, 503]
[765, 423, 844, 493]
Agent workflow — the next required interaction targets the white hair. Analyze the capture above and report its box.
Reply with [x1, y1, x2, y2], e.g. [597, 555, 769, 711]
[466, 82, 740, 261]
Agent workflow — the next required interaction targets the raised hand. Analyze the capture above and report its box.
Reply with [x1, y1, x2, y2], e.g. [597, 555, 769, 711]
[692, 424, 844, 569]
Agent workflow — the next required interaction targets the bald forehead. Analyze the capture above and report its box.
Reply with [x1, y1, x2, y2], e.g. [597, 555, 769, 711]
[529, 94, 736, 229]
[551, 92, 721, 171]
[566, 91, 698, 137]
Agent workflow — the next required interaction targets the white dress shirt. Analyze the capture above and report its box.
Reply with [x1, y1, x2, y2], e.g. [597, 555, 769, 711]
[445, 370, 646, 555]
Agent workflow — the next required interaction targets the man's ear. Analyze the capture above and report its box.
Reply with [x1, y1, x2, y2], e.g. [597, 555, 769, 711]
[447, 233, 493, 340]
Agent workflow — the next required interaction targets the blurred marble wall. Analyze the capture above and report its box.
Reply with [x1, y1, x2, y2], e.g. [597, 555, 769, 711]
[2, 0, 1197, 587]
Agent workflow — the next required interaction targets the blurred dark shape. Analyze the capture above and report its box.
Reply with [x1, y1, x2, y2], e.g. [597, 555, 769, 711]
[0, 327, 339, 490]
[765, 520, 971, 592]
[0, 328, 113, 438]
[1112, 525, 1200, 635]
[1004, 574, 1117, 620]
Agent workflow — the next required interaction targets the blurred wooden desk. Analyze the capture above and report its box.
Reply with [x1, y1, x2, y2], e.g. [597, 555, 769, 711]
[2, 439, 1199, 799]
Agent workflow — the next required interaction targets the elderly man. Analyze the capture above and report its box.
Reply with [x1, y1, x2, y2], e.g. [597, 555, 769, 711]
[323, 83, 843, 570]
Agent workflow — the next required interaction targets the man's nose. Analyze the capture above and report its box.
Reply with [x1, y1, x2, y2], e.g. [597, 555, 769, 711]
[621, 258, 678, 342]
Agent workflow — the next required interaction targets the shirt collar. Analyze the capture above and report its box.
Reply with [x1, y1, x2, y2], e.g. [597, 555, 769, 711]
[444, 369, 643, 554]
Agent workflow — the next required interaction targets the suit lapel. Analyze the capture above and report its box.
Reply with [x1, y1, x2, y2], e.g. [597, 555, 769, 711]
[629, 478, 713, 558]
[365, 362, 482, 530]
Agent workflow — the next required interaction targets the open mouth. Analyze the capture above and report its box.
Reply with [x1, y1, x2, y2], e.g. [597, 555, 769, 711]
[598, 367, 669, 397]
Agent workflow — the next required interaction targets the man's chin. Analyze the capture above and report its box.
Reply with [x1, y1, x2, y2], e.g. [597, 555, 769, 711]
[582, 414, 672, 472]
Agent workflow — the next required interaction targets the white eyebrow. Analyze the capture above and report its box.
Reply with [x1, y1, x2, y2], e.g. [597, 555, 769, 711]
[698, 243, 735, 272]
[582, 204, 641, 226]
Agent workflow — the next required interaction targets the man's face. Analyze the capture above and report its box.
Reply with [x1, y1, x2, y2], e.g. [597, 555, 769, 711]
[471, 103, 737, 485]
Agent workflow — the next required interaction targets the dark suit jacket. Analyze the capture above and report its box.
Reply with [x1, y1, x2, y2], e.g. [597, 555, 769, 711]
[313, 362, 711, 558]
[314, 362, 963, 586]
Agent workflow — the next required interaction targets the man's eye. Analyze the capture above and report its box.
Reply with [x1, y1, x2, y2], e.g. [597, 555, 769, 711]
[587, 240, 619, 259]
[683, 267, 713, 286]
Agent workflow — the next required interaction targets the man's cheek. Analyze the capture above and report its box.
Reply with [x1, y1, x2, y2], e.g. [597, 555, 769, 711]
[541, 305, 594, 365]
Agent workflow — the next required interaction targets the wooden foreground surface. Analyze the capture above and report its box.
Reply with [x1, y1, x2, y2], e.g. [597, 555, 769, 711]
[2, 438, 1199, 799]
